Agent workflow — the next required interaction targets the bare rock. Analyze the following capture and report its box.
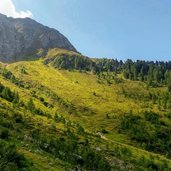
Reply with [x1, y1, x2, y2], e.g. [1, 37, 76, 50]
[0, 13, 76, 62]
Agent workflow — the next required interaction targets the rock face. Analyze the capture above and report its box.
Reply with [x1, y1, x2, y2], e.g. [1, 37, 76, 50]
[0, 13, 76, 62]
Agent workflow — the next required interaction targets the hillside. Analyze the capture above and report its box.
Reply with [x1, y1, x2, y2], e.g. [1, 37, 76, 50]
[0, 48, 171, 170]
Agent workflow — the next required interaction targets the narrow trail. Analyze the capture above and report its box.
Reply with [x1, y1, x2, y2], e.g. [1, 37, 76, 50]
[92, 132, 171, 163]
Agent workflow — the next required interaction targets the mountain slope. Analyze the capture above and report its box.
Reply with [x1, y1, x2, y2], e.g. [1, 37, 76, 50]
[0, 48, 170, 170]
[0, 14, 76, 62]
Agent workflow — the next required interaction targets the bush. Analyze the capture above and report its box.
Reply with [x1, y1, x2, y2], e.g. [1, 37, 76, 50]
[0, 128, 9, 139]
[0, 140, 29, 170]
[13, 113, 23, 123]
[144, 111, 160, 124]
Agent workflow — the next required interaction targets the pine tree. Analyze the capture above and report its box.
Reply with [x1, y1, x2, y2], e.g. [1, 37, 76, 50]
[10, 75, 16, 83]
[13, 91, 19, 104]
[147, 74, 152, 86]
[27, 98, 35, 112]
[133, 64, 137, 80]
[0, 82, 4, 92]
[1, 87, 12, 101]
[167, 92, 171, 109]
[164, 70, 169, 85]
[168, 72, 171, 92]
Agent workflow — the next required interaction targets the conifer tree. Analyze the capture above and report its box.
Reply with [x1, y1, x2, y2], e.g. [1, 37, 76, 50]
[27, 98, 35, 112]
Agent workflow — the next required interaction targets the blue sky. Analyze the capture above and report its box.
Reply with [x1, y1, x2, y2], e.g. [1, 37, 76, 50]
[10, 0, 171, 60]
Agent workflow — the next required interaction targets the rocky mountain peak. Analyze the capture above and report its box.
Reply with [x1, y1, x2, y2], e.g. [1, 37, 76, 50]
[0, 13, 76, 62]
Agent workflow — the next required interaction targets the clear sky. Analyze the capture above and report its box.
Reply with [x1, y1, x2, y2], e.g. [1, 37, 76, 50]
[1, 0, 171, 61]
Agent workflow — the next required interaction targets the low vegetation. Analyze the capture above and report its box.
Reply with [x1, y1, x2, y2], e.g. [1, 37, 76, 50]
[0, 48, 170, 170]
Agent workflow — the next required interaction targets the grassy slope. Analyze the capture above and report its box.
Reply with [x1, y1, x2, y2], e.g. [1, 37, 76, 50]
[0, 49, 168, 170]
[6, 59, 165, 127]
[3, 57, 171, 168]
[7, 60, 140, 129]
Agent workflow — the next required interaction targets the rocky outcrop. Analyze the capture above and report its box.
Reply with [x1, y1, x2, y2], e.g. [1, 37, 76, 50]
[0, 13, 76, 62]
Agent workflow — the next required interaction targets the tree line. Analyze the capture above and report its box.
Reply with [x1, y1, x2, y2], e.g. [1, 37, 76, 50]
[44, 54, 171, 90]
[122, 59, 171, 89]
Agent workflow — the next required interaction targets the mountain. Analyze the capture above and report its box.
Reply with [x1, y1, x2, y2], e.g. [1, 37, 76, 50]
[0, 13, 76, 62]
[1, 13, 171, 171]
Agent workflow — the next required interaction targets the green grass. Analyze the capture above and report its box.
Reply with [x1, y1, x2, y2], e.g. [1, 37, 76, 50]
[0, 48, 170, 170]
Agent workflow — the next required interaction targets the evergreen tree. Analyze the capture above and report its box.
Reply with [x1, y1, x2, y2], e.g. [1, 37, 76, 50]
[147, 74, 152, 86]
[1, 87, 12, 101]
[0, 82, 4, 92]
[168, 72, 171, 92]
[10, 75, 16, 83]
[139, 66, 145, 81]
[133, 64, 137, 80]
[13, 91, 20, 104]
[27, 98, 35, 112]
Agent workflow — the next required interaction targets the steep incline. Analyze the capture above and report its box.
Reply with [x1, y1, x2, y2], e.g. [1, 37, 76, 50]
[0, 13, 76, 62]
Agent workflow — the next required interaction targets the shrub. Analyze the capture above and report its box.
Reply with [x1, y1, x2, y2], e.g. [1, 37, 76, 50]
[144, 111, 160, 124]
[0, 140, 29, 170]
[0, 128, 9, 139]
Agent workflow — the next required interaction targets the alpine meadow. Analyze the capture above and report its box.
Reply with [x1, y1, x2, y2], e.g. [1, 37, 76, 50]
[0, 1, 171, 171]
